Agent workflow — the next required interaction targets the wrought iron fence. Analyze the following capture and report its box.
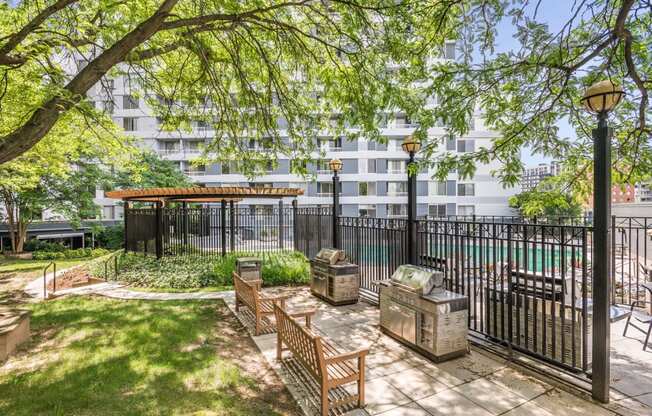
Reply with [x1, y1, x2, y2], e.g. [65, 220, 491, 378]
[124, 205, 652, 375]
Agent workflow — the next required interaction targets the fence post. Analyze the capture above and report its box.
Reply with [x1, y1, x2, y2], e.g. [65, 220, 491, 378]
[155, 202, 163, 259]
[278, 200, 284, 250]
[221, 199, 227, 257]
[292, 199, 298, 251]
[229, 200, 235, 252]
[182, 201, 188, 247]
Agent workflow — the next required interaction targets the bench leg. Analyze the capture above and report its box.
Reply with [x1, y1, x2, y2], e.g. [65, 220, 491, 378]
[358, 356, 366, 407]
[623, 313, 631, 336]
[321, 384, 329, 416]
[277, 331, 283, 360]
[645, 323, 651, 351]
[235, 296, 240, 312]
[255, 315, 261, 336]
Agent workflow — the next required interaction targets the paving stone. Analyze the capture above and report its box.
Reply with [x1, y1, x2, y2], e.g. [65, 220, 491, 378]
[452, 378, 528, 415]
[417, 389, 493, 416]
[500, 401, 555, 416]
[375, 402, 430, 416]
[350, 378, 411, 415]
[530, 388, 618, 416]
[382, 367, 449, 401]
[485, 367, 551, 400]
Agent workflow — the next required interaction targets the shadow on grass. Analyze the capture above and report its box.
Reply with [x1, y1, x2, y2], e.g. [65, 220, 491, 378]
[0, 296, 297, 415]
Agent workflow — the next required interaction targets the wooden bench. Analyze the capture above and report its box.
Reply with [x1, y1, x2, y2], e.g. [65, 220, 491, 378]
[233, 271, 291, 336]
[274, 303, 368, 416]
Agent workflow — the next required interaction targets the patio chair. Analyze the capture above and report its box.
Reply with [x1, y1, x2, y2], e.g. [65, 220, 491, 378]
[622, 282, 652, 351]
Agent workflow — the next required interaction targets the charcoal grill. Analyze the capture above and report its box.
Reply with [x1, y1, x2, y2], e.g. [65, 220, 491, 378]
[377, 265, 469, 362]
[310, 248, 359, 305]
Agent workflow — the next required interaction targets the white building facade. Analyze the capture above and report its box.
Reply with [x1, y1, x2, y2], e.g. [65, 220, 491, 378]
[89, 75, 519, 220]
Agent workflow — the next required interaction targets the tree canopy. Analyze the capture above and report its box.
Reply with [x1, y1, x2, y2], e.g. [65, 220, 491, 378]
[0, 0, 649, 195]
[509, 188, 584, 219]
[113, 151, 192, 189]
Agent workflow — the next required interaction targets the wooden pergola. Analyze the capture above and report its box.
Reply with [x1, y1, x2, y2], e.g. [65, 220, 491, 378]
[105, 186, 304, 203]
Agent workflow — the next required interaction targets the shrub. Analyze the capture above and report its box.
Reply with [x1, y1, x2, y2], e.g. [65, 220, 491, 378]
[94, 225, 124, 250]
[24, 240, 67, 252]
[32, 247, 110, 260]
[106, 250, 310, 289]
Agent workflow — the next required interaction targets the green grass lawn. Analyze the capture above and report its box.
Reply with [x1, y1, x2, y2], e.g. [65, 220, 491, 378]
[0, 296, 299, 416]
[0, 257, 92, 280]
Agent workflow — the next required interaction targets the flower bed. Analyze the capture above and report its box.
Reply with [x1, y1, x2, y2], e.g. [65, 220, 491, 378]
[97, 250, 309, 289]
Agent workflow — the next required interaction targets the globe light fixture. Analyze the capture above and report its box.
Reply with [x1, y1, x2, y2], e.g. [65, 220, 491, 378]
[581, 80, 624, 114]
[401, 135, 421, 154]
[329, 158, 343, 173]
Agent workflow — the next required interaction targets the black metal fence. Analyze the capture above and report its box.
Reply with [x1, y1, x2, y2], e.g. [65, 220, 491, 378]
[124, 206, 652, 376]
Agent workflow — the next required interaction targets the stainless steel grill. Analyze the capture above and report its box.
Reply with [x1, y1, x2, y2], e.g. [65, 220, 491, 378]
[378, 265, 468, 362]
[310, 248, 359, 306]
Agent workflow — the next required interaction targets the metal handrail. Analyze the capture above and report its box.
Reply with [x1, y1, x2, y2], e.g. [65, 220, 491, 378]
[42, 261, 57, 298]
[102, 250, 124, 281]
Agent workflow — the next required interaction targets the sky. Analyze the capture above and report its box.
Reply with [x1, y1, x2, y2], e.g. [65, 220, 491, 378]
[488, 0, 578, 166]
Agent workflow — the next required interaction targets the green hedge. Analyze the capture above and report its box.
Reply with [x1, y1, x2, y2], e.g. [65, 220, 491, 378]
[107, 250, 310, 289]
[33, 248, 110, 260]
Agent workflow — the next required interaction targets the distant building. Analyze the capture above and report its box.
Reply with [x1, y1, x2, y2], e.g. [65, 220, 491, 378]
[636, 183, 652, 202]
[612, 185, 636, 204]
[521, 162, 561, 192]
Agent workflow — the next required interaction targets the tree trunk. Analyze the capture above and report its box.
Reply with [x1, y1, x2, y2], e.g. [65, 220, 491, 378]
[0, 0, 180, 164]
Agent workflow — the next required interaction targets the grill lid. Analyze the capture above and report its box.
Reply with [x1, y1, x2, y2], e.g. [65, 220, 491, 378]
[390, 265, 444, 295]
[314, 248, 346, 265]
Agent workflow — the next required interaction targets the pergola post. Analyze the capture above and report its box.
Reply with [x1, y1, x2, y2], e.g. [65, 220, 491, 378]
[229, 200, 235, 252]
[155, 201, 163, 259]
[123, 201, 130, 252]
[220, 199, 227, 257]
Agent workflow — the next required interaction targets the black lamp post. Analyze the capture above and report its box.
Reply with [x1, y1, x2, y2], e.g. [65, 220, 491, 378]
[402, 135, 421, 265]
[329, 158, 343, 248]
[581, 79, 624, 403]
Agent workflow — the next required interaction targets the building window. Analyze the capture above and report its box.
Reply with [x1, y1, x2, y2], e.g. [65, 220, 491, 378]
[317, 182, 334, 196]
[160, 141, 179, 153]
[444, 41, 456, 60]
[387, 181, 408, 196]
[316, 159, 331, 174]
[388, 204, 407, 217]
[196, 120, 210, 130]
[249, 182, 273, 188]
[457, 183, 475, 196]
[123, 117, 137, 131]
[102, 206, 115, 219]
[185, 141, 203, 154]
[367, 159, 377, 173]
[388, 160, 406, 174]
[428, 204, 447, 218]
[184, 164, 206, 176]
[458, 205, 475, 216]
[123, 95, 139, 109]
[428, 181, 447, 196]
[446, 134, 456, 151]
[358, 182, 376, 196]
[290, 159, 307, 172]
[222, 161, 239, 174]
[457, 139, 475, 153]
[359, 204, 376, 218]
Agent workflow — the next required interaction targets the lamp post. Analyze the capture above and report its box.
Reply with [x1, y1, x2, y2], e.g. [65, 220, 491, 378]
[329, 158, 343, 248]
[581, 79, 624, 403]
[402, 135, 421, 265]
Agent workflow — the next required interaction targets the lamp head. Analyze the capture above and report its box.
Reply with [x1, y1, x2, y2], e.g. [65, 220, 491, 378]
[581, 80, 624, 114]
[401, 135, 421, 154]
[329, 158, 342, 173]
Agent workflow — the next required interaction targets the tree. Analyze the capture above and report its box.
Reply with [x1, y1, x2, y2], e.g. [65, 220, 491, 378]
[407, 0, 651, 197]
[113, 151, 192, 189]
[0, 101, 129, 252]
[0, 0, 453, 170]
[509, 189, 583, 220]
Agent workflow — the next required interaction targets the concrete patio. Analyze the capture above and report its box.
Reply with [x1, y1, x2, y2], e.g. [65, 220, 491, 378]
[229, 287, 651, 416]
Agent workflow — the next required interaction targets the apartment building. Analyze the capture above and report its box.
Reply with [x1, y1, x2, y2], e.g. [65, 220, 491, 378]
[521, 162, 561, 192]
[88, 75, 518, 220]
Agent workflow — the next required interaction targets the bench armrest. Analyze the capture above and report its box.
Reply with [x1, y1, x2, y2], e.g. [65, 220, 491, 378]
[260, 294, 292, 302]
[289, 309, 317, 328]
[629, 300, 652, 311]
[325, 348, 369, 365]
